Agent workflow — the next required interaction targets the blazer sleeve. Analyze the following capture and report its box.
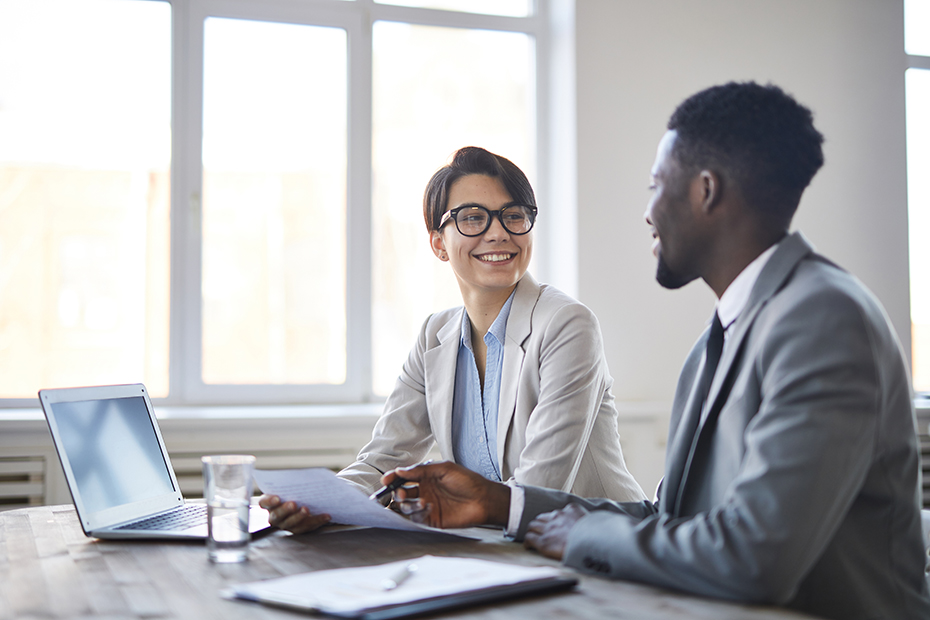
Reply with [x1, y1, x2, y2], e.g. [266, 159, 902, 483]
[515, 484, 659, 540]
[510, 301, 644, 501]
[557, 285, 894, 604]
[336, 316, 437, 496]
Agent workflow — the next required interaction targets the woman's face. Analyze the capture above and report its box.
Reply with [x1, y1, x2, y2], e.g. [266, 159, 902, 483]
[431, 174, 533, 302]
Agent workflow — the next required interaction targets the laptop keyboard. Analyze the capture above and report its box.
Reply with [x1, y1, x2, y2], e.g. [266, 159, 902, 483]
[115, 504, 207, 531]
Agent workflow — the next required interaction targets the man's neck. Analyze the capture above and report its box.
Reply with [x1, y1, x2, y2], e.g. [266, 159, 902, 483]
[705, 229, 787, 299]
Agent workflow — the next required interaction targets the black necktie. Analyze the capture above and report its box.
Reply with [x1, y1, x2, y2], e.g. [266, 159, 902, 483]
[696, 312, 725, 407]
[669, 312, 725, 515]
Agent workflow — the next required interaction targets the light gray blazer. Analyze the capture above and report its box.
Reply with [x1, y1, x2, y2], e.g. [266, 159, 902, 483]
[338, 273, 645, 503]
[516, 233, 930, 620]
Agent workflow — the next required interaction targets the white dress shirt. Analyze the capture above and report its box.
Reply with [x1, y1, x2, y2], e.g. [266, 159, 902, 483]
[505, 240, 782, 536]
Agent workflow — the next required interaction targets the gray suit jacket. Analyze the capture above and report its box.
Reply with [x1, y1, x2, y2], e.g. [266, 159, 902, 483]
[517, 233, 930, 620]
[338, 273, 644, 502]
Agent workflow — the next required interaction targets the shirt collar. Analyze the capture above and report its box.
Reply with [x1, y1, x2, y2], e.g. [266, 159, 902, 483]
[716, 241, 779, 331]
[460, 287, 518, 350]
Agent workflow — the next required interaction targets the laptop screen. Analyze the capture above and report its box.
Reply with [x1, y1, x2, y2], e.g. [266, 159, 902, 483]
[49, 396, 176, 514]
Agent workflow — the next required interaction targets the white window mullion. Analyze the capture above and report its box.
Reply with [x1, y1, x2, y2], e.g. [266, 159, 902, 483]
[346, 5, 374, 402]
[169, 0, 207, 406]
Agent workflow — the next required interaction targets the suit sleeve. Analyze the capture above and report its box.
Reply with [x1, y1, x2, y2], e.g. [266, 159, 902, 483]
[337, 317, 437, 496]
[510, 303, 643, 501]
[559, 287, 886, 603]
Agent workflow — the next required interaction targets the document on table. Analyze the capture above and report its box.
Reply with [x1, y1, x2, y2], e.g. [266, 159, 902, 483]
[253, 467, 430, 533]
[224, 555, 578, 619]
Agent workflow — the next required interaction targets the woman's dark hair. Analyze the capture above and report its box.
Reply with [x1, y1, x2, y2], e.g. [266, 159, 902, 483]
[423, 147, 535, 232]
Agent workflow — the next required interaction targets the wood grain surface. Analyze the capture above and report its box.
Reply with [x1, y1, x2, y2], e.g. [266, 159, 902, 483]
[0, 505, 818, 619]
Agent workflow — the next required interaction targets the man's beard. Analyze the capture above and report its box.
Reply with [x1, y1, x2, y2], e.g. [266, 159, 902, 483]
[655, 252, 698, 290]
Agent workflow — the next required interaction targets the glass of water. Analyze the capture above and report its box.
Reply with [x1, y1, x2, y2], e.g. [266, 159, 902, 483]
[202, 454, 256, 563]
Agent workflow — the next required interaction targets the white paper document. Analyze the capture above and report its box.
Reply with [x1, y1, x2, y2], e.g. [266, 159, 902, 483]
[225, 555, 576, 618]
[253, 467, 430, 532]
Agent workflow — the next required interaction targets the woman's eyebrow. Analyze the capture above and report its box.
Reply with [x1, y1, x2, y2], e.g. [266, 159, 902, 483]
[453, 200, 521, 210]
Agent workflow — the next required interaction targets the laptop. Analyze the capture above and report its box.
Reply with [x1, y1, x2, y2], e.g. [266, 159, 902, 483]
[38, 383, 271, 540]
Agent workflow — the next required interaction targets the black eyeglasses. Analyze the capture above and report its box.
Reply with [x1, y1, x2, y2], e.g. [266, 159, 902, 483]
[438, 204, 538, 237]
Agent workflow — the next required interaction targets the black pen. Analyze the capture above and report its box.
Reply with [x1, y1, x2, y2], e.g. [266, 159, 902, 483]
[368, 460, 433, 502]
[369, 476, 408, 502]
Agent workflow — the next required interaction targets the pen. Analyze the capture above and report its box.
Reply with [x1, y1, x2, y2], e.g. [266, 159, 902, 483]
[368, 460, 433, 501]
[368, 476, 408, 502]
[381, 563, 417, 591]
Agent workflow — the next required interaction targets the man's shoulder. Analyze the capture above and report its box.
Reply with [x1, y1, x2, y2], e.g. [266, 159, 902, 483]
[760, 252, 899, 351]
[779, 253, 884, 316]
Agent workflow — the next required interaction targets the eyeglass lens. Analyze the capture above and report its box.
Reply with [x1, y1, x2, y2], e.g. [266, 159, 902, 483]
[456, 205, 534, 236]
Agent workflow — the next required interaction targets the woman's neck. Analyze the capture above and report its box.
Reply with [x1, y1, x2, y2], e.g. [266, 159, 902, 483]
[461, 285, 517, 338]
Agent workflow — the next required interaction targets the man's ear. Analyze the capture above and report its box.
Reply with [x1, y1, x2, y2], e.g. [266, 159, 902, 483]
[430, 230, 447, 260]
[693, 169, 722, 214]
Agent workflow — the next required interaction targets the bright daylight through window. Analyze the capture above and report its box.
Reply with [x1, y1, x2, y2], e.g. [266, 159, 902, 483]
[906, 0, 930, 391]
[0, 0, 538, 405]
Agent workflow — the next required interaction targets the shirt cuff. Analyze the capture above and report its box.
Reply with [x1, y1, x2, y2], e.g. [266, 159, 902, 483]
[505, 480, 525, 537]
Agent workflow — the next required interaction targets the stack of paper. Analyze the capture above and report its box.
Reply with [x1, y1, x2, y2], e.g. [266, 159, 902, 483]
[224, 555, 577, 619]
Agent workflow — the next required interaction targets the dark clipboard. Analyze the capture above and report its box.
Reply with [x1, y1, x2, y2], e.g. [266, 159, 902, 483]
[325, 575, 578, 620]
[231, 575, 579, 619]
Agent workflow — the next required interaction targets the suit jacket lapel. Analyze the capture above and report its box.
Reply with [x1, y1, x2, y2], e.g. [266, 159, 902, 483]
[701, 232, 815, 423]
[496, 274, 539, 468]
[661, 326, 714, 512]
[669, 232, 816, 514]
[424, 308, 465, 460]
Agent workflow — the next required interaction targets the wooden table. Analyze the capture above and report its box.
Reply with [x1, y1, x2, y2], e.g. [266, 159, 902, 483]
[0, 505, 818, 619]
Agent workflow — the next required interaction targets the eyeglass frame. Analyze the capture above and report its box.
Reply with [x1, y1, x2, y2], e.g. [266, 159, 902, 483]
[437, 203, 538, 237]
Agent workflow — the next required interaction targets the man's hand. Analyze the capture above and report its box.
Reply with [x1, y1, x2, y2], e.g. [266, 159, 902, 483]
[382, 461, 511, 529]
[523, 503, 589, 560]
[258, 495, 331, 534]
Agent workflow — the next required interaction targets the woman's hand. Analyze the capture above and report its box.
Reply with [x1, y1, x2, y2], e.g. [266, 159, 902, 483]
[258, 494, 331, 534]
[383, 461, 511, 529]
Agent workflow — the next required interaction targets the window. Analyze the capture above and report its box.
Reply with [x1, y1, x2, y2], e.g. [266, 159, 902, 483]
[906, 0, 930, 391]
[0, 0, 554, 406]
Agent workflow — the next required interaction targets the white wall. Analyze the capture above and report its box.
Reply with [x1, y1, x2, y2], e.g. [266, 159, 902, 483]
[574, 0, 910, 411]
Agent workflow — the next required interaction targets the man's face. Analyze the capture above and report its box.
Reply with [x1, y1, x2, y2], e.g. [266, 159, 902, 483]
[644, 130, 701, 289]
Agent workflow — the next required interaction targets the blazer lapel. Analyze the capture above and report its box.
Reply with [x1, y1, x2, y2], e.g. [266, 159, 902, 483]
[701, 232, 815, 424]
[496, 274, 539, 468]
[661, 325, 714, 512]
[424, 308, 465, 460]
[670, 232, 816, 514]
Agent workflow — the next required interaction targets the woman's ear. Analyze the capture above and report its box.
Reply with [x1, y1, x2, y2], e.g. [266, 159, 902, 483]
[430, 230, 448, 261]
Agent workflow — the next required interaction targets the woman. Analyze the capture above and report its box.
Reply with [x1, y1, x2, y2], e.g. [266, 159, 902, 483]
[262, 147, 644, 532]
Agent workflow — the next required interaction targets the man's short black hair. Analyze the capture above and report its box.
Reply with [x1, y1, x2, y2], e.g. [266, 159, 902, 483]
[667, 81, 825, 224]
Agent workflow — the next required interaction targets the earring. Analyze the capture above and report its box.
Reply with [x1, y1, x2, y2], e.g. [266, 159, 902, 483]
[440, 253, 447, 260]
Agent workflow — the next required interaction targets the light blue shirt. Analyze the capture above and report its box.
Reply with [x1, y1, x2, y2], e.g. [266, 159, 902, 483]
[451, 289, 517, 482]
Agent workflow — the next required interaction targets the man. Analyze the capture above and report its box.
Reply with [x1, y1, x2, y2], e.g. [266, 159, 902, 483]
[384, 82, 930, 620]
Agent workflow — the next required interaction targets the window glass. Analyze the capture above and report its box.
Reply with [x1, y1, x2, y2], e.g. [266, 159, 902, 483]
[375, 0, 531, 18]
[907, 69, 930, 391]
[905, 0, 930, 56]
[0, 0, 170, 398]
[371, 22, 534, 395]
[201, 18, 347, 386]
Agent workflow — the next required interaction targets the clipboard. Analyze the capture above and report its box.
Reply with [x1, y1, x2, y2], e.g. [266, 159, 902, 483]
[223, 555, 578, 619]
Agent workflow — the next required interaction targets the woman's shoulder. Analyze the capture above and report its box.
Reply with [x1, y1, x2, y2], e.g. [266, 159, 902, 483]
[535, 282, 594, 314]
[420, 305, 465, 337]
[530, 282, 600, 327]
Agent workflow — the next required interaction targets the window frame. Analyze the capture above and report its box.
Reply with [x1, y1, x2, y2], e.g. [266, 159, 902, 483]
[0, 0, 568, 409]
[906, 0, 930, 393]
[167, 0, 557, 406]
